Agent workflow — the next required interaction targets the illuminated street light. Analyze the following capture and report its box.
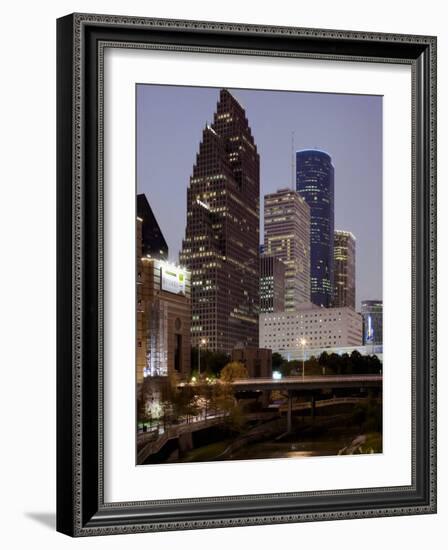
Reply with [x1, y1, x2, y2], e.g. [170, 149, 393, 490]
[198, 338, 207, 376]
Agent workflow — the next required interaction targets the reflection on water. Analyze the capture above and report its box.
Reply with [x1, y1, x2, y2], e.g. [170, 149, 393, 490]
[174, 414, 382, 463]
[226, 432, 358, 461]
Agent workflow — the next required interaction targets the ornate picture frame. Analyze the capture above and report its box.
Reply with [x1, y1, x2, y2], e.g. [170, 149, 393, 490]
[57, 13, 437, 536]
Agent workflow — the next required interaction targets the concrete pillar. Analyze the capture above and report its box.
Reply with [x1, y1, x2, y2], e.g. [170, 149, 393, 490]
[261, 390, 270, 408]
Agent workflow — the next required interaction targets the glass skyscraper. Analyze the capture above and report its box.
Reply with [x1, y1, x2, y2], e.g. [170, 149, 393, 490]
[361, 300, 383, 345]
[296, 149, 335, 307]
[333, 230, 356, 309]
[180, 89, 260, 353]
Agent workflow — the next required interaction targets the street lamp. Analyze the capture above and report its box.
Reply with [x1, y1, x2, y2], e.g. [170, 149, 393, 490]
[300, 338, 307, 379]
[198, 337, 207, 377]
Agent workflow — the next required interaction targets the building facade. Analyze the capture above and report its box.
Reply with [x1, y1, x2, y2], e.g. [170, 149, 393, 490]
[179, 89, 260, 353]
[137, 218, 191, 385]
[296, 150, 335, 307]
[333, 230, 356, 309]
[137, 193, 169, 260]
[231, 347, 273, 378]
[260, 303, 363, 353]
[260, 254, 286, 313]
[264, 188, 310, 311]
[361, 300, 383, 345]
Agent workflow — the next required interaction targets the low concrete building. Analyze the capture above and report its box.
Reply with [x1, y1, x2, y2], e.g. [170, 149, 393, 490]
[231, 347, 272, 378]
[260, 302, 363, 354]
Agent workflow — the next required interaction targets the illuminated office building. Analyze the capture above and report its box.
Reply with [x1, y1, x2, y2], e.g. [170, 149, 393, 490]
[260, 254, 286, 313]
[264, 188, 310, 311]
[361, 300, 383, 345]
[180, 89, 260, 353]
[333, 230, 356, 309]
[296, 149, 335, 307]
[136, 218, 191, 385]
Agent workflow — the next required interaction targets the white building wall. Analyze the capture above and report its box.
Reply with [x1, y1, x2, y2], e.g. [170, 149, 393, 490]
[260, 304, 363, 352]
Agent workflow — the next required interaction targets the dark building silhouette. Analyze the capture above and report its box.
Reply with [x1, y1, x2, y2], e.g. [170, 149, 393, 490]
[361, 300, 383, 345]
[296, 149, 335, 307]
[333, 230, 356, 309]
[137, 193, 169, 260]
[180, 89, 260, 353]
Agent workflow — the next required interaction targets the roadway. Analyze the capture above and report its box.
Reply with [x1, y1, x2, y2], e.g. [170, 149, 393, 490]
[230, 374, 382, 392]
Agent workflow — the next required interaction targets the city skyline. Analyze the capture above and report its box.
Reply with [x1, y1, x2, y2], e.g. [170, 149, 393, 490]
[136, 87, 383, 464]
[137, 84, 382, 310]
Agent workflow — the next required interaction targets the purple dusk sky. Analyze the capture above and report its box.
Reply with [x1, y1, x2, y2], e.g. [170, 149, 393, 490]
[136, 84, 382, 311]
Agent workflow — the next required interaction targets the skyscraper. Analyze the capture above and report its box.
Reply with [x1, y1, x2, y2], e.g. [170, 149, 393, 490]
[296, 149, 335, 307]
[333, 230, 356, 309]
[260, 254, 286, 313]
[361, 300, 383, 345]
[180, 89, 260, 353]
[137, 193, 169, 260]
[264, 188, 310, 311]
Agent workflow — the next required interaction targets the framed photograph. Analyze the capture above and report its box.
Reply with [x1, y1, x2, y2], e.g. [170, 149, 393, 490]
[57, 13, 437, 536]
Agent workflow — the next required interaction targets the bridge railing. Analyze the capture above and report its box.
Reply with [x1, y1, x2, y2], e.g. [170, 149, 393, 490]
[278, 396, 370, 412]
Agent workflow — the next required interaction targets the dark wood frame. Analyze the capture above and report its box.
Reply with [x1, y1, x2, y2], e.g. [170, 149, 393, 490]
[57, 13, 437, 536]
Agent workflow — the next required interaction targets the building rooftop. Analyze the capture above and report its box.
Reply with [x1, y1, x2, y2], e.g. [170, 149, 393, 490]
[335, 229, 357, 240]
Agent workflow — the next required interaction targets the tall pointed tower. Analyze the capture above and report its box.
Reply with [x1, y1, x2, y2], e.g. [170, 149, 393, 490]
[180, 89, 260, 353]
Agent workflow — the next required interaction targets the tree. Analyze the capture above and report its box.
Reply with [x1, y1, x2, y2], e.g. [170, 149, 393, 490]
[272, 352, 284, 370]
[220, 361, 248, 383]
[351, 397, 382, 433]
[207, 351, 230, 376]
[367, 354, 382, 374]
[136, 387, 151, 427]
[226, 403, 246, 432]
[210, 371, 247, 432]
[340, 353, 351, 374]
[190, 348, 230, 377]
[278, 360, 300, 377]
[350, 349, 363, 371]
[328, 353, 342, 374]
[304, 355, 320, 376]
[137, 376, 167, 426]
[318, 351, 329, 367]
[316, 350, 382, 376]
[170, 384, 199, 423]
